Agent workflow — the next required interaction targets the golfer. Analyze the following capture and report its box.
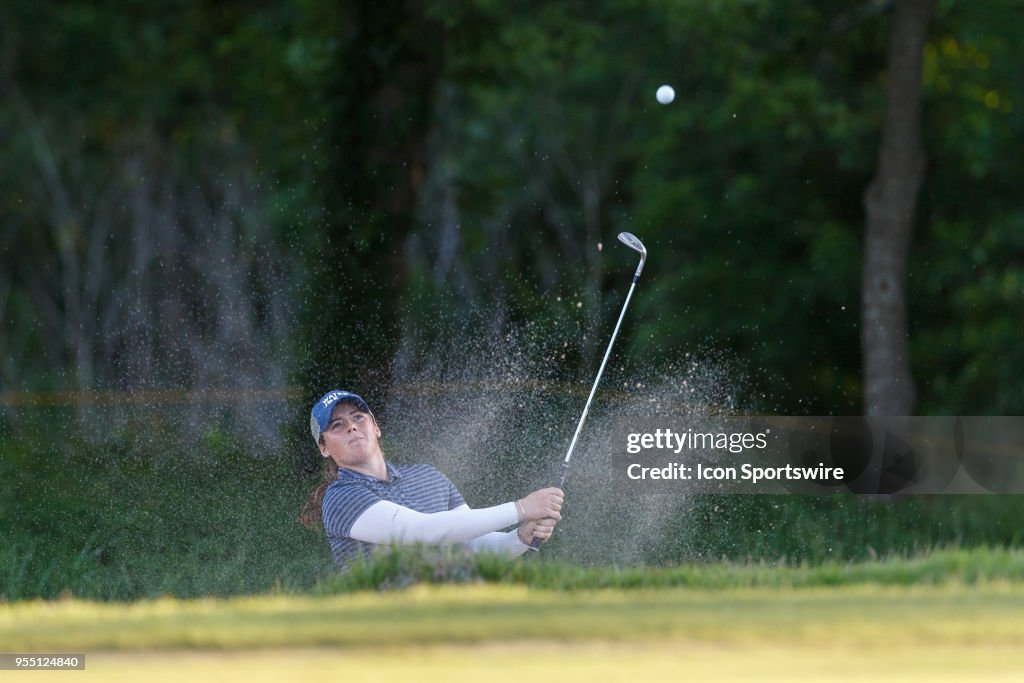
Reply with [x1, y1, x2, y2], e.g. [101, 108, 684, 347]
[300, 389, 563, 568]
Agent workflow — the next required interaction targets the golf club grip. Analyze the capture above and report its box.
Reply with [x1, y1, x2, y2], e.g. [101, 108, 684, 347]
[528, 461, 571, 549]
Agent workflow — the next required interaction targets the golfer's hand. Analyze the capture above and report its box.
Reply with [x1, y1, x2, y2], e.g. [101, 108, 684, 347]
[517, 487, 563, 522]
[518, 517, 556, 545]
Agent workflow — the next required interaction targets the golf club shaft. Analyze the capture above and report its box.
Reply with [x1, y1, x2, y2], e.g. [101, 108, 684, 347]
[530, 255, 644, 549]
[559, 276, 640, 482]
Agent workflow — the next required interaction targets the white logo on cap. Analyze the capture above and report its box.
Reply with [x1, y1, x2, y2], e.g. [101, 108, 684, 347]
[322, 391, 345, 407]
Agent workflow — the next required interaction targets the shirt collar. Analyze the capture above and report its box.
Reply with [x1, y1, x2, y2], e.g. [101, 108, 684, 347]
[337, 461, 400, 483]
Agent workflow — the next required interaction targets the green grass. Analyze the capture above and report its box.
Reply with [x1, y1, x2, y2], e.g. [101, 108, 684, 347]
[6, 548, 1024, 682]
[4, 547, 1024, 652]
[0, 428, 334, 601]
[315, 544, 1024, 594]
[5, 580, 1024, 652]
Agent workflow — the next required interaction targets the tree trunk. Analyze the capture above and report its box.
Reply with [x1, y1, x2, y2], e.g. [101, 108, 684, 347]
[304, 0, 445, 405]
[862, 0, 933, 416]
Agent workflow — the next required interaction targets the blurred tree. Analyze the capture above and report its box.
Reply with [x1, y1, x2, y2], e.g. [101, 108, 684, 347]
[411, 1, 888, 413]
[0, 0, 313, 443]
[862, 0, 933, 416]
[407, 0, 1022, 416]
[414, 2, 645, 366]
[2, 0, 1022, 427]
[298, 0, 446, 412]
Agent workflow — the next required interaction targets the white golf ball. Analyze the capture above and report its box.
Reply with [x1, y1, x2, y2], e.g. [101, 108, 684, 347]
[656, 84, 675, 105]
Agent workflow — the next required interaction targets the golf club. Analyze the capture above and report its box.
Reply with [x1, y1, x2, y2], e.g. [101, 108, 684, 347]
[531, 231, 647, 548]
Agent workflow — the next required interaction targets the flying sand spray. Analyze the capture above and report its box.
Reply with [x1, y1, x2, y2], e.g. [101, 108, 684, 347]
[530, 232, 647, 547]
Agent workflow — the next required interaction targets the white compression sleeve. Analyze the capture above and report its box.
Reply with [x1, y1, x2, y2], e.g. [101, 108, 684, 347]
[452, 504, 530, 557]
[348, 500, 519, 545]
[463, 530, 530, 557]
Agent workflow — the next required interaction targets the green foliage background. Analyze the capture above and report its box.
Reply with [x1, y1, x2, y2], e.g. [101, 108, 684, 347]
[1, 0, 1023, 599]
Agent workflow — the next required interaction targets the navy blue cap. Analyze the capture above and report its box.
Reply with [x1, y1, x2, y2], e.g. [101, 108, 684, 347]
[310, 390, 372, 443]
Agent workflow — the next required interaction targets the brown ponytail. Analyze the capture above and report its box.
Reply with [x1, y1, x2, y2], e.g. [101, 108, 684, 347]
[299, 458, 339, 527]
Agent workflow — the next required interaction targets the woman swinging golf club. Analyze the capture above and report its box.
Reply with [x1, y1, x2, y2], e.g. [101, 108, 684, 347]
[300, 389, 564, 569]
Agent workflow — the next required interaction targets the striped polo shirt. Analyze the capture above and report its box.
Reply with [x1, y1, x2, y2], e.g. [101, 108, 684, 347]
[321, 462, 467, 568]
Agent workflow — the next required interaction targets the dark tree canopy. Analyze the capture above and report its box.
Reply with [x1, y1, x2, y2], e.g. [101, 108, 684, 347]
[1, 0, 1021, 419]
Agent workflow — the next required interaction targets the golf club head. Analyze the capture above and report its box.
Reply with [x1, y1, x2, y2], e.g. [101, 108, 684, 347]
[617, 232, 647, 278]
[617, 231, 646, 256]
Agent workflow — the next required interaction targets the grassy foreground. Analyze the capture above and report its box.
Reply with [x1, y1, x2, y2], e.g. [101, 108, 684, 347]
[5, 582, 1024, 651]
[5, 549, 1024, 682]
[5, 584, 1024, 682]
